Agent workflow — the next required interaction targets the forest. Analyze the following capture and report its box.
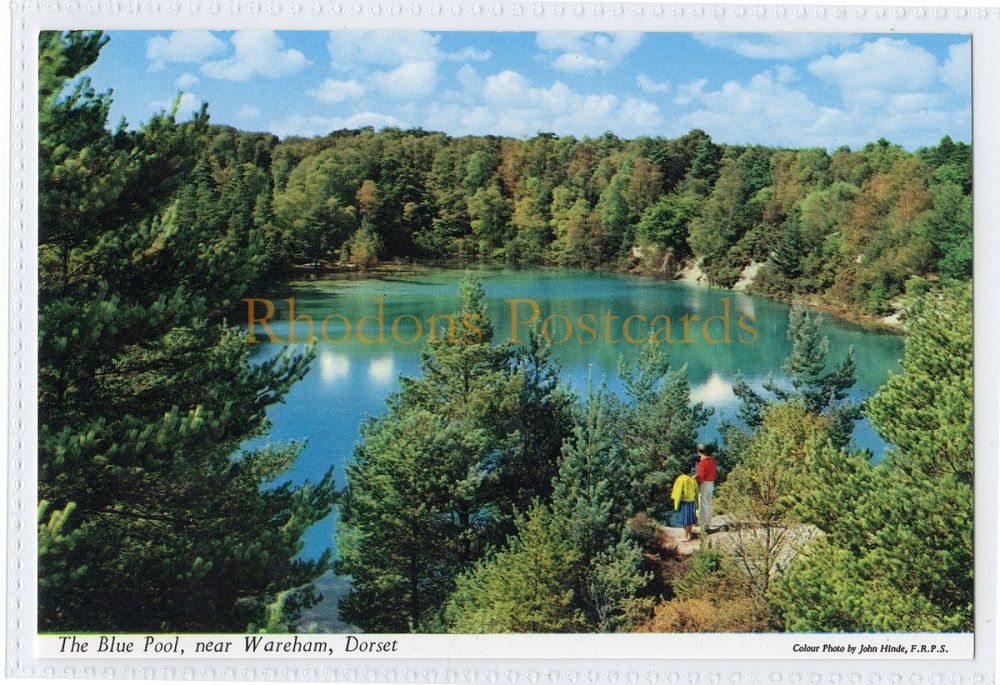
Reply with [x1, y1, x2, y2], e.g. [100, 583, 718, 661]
[265, 122, 970, 319]
[38, 30, 973, 634]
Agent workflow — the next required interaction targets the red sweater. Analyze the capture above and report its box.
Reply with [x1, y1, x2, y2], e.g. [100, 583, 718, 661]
[696, 457, 717, 483]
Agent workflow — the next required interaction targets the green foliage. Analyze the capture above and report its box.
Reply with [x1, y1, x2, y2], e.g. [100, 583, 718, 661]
[549, 390, 651, 629]
[468, 183, 513, 258]
[337, 407, 493, 631]
[445, 504, 584, 633]
[47, 36, 973, 636]
[731, 307, 859, 447]
[212, 123, 970, 319]
[485, 329, 575, 523]
[773, 283, 973, 631]
[272, 148, 358, 263]
[618, 339, 712, 514]
[38, 31, 335, 632]
[551, 390, 636, 565]
[342, 222, 384, 270]
[587, 538, 652, 632]
[671, 546, 726, 600]
[636, 192, 699, 259]
[717, 403, 837, 599]
[337, 277, 575, 631]
[687, 148, 770, 286]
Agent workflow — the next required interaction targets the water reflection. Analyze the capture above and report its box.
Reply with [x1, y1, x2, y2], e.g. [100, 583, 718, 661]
[689, 373, 737, 406]
[246, 267, 904, 560]
[319, 351, 350, 382]
[367, 357, 395, 384]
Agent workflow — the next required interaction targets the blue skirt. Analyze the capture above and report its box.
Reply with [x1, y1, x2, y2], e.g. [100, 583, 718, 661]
[673, 501, 697, 527]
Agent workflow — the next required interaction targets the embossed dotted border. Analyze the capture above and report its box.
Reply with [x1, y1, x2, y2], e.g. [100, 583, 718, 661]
[6, 1, 1000, 681]
[8, 8, 33, 681]
[7, 1, 1000, 27]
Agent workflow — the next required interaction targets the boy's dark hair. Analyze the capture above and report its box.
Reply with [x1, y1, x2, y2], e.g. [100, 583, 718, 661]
[696, 442, 718, 456]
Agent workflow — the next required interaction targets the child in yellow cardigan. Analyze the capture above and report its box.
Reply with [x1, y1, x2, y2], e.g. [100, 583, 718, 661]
[671, 464, 699, 541]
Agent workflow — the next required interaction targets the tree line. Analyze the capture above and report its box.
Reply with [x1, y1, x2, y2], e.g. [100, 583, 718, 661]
[266, 116, 968, 317]
[62, 70, 969, 318]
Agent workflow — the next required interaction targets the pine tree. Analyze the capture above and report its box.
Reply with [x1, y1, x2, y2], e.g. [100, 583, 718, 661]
[337, 277, 524, 629]
[617, 338, 712, 514]
[686, 133, 722, 188]
[772, 283, 973, 631]
[731, 307, 859, 447]
[396, 277, 517, 442]
[552, 389, 632, 563]
[483, 329, 575, 531]
[596, 173, 632, 259]
[337, 408, 492, 631]
[716, 403, 836, 601]
[445, 503, 584, 633]
[768, 216, 805, 288]
[586, 537, 651, 632]
[37, 31, 334, 632]
[550, 389, 647, 628]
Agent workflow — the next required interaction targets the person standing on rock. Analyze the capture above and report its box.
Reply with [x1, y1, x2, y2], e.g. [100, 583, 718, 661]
[671, 465, 699, 542]
[696, 443, 718, 533]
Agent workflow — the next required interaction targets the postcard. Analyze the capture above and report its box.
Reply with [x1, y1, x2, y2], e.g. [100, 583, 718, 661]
[5, 0, 998, 681]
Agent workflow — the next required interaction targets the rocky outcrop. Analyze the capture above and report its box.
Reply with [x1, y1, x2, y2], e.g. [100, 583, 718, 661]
[732, 261, 762, 292]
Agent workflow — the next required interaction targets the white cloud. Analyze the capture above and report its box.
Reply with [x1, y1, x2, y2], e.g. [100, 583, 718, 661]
[636, 73, 670, 94]
[808, 38, 938, 104]
[327, 31, 487, 69]
[674, 78, 708, 105]
[536, 32, 642, 72]
[675, 70, 849, 147]
[370, 61, 437, 98]
[150, 92, 202, 117]
[237, 105, 261, 120]
[941, 40, 971, 94]
[269, 112, 404, 138]
[455, 64, 482, 93]
[201, 30, 311, 81]
[310, 78, 366, 103]
[890, 92, 945, 112]
[146, 31, 225, 71]
[425, 69, 662, 137]
[328, 31, 440, 67]
[174, 72, 200, 89]
[693, 33, 861, 59]
[445, 47, 492, 62]
[619, 98, 663, 129]
[774, 65, 797, 84]
[552, 53, 606, 72]
[323, 31, 486, 102]
[673, 64, 970, 149]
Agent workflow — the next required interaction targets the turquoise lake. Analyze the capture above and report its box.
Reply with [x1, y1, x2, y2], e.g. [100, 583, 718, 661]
[247, 267, 905, 561]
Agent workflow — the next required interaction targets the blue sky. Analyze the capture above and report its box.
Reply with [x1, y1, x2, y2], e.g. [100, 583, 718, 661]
[82, 30, 971, 149]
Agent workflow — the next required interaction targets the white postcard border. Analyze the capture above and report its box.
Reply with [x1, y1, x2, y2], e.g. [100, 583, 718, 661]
[7, 1, 999, 681]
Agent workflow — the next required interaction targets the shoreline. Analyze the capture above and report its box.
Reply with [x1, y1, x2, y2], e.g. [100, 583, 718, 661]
[278, 259, 906, 336]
